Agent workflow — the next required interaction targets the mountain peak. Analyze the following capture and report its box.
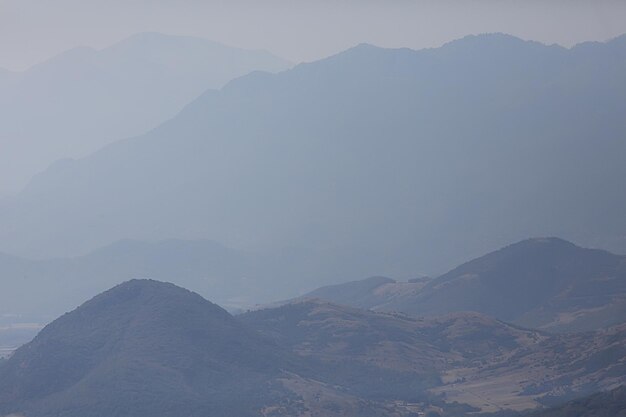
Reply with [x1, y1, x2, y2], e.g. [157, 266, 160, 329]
[99, 277, 201, 298]
[416, 237, 625, 328]
[503, 236, 578, 251]
[34, 278, 233, 346]
[444, 32, 548, 49]
[0, 279, 287, 417]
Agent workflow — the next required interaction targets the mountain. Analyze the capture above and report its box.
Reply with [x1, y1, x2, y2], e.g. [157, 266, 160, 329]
[0, 281, 395, 417]
[5, 236, 623, 336]
[296, 276, 431, 311]
[0, 279, 295, 417]
[0, 280, 490, 417]
[299, 238, 626, 332]
[2, 281, 625, 416]
[0, 238, 418, 325]
[0, 32, 290, 196]
[1, 33, 625, 276]
[0, 319, 42, 357]
[529, 386, 626, 417]
[241, 299, 541, 373]
[242, 299, 626, 413]
[407, 238, 626, 331]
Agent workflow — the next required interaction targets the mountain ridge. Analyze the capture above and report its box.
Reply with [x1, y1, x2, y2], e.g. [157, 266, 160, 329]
[297, 238, 626, 332]
[2, 280, 626, 415]
[0, 32, 290, 196]
[1, 33, 624, 273]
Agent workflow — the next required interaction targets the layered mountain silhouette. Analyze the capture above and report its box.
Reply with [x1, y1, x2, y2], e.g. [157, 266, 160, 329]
[0, 238, 412, 322]
[1, 34, 625, 277]
[1, 237, 624, 334]
[2, 280, 625, 416]
[0, 32, 289, 196]
[300, 238, 626, 332]
[0, 239, 251, 321]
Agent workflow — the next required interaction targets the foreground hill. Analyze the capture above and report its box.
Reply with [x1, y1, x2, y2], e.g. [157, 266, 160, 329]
[0, 280, 494, 417]
[1, 34, 625, 273]
[0, 32, 289, 196]
[0, 280, 295, 417]
[300, 238, 626, 332]
[1, 280, 399, 417]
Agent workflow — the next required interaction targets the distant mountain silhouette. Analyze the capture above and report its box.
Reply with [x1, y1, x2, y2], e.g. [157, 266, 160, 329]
[0, 32, 290, 196]
[3, 237, 624, 334]
[1, 33, 625, 277]
[0, 238, 414, 322]
[300, 238, 626, 332]
[0, 239, 250, 322]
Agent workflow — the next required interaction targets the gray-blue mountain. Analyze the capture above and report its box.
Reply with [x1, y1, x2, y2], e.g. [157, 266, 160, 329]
[0, 32, 289, 195]
[300, 238, 626, 332]
[0, 34, 625, 277]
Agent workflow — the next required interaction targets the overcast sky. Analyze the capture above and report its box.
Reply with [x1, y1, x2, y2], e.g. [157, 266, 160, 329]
[1, 0, 626, 70]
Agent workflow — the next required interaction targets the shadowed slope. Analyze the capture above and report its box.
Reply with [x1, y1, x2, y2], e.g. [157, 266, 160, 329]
[0, 280, 289, 417]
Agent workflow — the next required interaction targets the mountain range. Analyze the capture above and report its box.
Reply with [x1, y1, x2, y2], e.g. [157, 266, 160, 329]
[1, 279, 625, 416]
[1, 32, 625, 416]
[1, 237, 624, 335]
[0, 32, 290, 196]
[0, 33, 624, 276]
[0, 237, 419, 323]
[295, 238, 626, 332]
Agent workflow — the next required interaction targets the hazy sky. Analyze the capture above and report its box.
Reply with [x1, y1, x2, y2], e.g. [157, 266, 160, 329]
[1, 0, 626, 70]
